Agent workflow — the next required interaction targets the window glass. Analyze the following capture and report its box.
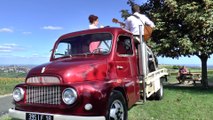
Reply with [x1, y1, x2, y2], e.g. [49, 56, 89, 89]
[117, 36, 133, 55]
[54, 33, 112, 59]
[54, 42, 71, 58]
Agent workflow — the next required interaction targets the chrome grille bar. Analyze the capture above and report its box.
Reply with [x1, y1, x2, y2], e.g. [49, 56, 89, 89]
[26, 86, 61, 105]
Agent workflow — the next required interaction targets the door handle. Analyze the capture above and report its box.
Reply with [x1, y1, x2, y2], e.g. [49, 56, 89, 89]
[117, 65, 124, 70]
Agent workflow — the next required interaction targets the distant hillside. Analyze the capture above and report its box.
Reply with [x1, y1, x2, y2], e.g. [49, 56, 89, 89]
[0, 65, 34, 78]
[0, 71, 27, 78]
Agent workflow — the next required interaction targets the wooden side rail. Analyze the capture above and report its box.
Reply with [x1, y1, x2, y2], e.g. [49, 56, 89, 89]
[145, 68, 168, 81]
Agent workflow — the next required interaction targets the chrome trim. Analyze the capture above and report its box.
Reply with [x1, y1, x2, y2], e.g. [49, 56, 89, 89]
[9, 108, 106, 120]
[26, 86, 61, 105]
[13, 87, 25, 102]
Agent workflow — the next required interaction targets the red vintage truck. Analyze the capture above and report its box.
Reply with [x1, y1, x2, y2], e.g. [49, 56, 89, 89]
[9, 27, 168, 120]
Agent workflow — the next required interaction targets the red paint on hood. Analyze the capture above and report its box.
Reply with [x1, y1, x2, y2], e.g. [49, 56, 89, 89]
[27, 56, 108, 83]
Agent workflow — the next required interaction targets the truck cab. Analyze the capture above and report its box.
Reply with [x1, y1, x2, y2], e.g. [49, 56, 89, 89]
[9, 27, 167, 120]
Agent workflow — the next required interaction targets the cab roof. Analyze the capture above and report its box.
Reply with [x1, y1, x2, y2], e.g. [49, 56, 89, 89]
[58, 27, 133, 41]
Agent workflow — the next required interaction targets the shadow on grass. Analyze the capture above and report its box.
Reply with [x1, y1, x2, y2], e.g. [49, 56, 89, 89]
[164, 82, 213, 95]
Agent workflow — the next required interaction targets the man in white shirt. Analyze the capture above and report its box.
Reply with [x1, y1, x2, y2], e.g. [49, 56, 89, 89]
[124, 5, 156, 73]
[125, 4, 155, 43]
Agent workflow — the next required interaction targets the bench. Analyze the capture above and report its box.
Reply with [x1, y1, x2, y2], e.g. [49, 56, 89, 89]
[178, 73, 201, 85]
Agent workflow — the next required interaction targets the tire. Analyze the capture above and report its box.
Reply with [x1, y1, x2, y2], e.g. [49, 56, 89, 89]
[155, 82, 163, 100]
[106, 90, 127, 120]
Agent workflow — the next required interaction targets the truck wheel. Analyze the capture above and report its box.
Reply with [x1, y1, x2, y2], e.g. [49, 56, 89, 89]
[106, 90, 127, 120]
[155, 82, 163, 100]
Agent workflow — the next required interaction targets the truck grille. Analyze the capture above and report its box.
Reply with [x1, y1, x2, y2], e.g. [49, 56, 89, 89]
[26, 86, 61, 105]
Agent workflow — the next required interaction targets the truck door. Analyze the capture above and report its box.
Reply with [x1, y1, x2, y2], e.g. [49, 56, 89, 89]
[115, 35, 140, 105]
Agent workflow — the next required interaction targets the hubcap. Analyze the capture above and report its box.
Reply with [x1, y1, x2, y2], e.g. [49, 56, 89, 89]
[109, 100, 124, 120]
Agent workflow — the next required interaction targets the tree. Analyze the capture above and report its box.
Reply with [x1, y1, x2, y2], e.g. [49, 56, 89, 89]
[121, 0, 213, 88]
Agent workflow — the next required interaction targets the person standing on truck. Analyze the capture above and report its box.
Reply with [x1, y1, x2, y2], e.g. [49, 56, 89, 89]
[88, 14, 104, 29]
[124, 4, 155, 43]
[88, 14, 101, 52]
[88, 14, 99, 29]
[123, 4, 156, 73]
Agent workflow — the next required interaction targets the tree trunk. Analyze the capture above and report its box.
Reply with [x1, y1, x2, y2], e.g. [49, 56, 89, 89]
[199, 54, 208, 88]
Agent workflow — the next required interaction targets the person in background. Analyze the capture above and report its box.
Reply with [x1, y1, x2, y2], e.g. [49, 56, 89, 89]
[124, 4, 155, 43]
[88, 14, 99, 29]
[177, 66, 189, 83]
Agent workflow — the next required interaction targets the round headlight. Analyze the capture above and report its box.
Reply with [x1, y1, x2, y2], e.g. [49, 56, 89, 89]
[62, 88, 77, 105]
[13, 87, 24, 102]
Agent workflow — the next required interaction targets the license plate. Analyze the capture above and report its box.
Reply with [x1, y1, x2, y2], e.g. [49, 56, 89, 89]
[26, 113, 53, 120]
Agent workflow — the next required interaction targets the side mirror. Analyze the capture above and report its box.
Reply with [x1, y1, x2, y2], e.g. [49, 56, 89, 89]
[49, 49, 53, 53]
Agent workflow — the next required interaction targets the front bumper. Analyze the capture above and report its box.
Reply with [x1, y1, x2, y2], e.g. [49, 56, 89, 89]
[9, 108, 106, 120]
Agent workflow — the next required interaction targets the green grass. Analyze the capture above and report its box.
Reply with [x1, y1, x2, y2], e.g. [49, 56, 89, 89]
[0, 78, 24, 95]
[0, 70, 27, 78]
[0, 114, 11, 120]
[128, 69, 213, 120]
[5, 85, 212, 120]
[1, 68, 213, 120]
[129, 86, 213, 120]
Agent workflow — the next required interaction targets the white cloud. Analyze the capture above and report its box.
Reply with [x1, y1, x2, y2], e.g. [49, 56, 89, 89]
[32, 53, 39, 56]
[22, 32, 32, 35]
[0, 50, 12, 52]
[4, 43, 17, 46]
[0, 28, 13, 33]
[0, 43, 24, 53]
[42, 26, 63, 30]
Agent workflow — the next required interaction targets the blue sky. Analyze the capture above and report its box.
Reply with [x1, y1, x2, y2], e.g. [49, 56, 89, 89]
[0, 0, 212, 66]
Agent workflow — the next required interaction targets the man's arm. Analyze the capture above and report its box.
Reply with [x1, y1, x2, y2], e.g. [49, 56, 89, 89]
[124, 18, 130, 30]
[143, 15, 155, 28]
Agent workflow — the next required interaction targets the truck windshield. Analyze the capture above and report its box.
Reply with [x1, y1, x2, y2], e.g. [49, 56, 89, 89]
[54, 33, 112, 59]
